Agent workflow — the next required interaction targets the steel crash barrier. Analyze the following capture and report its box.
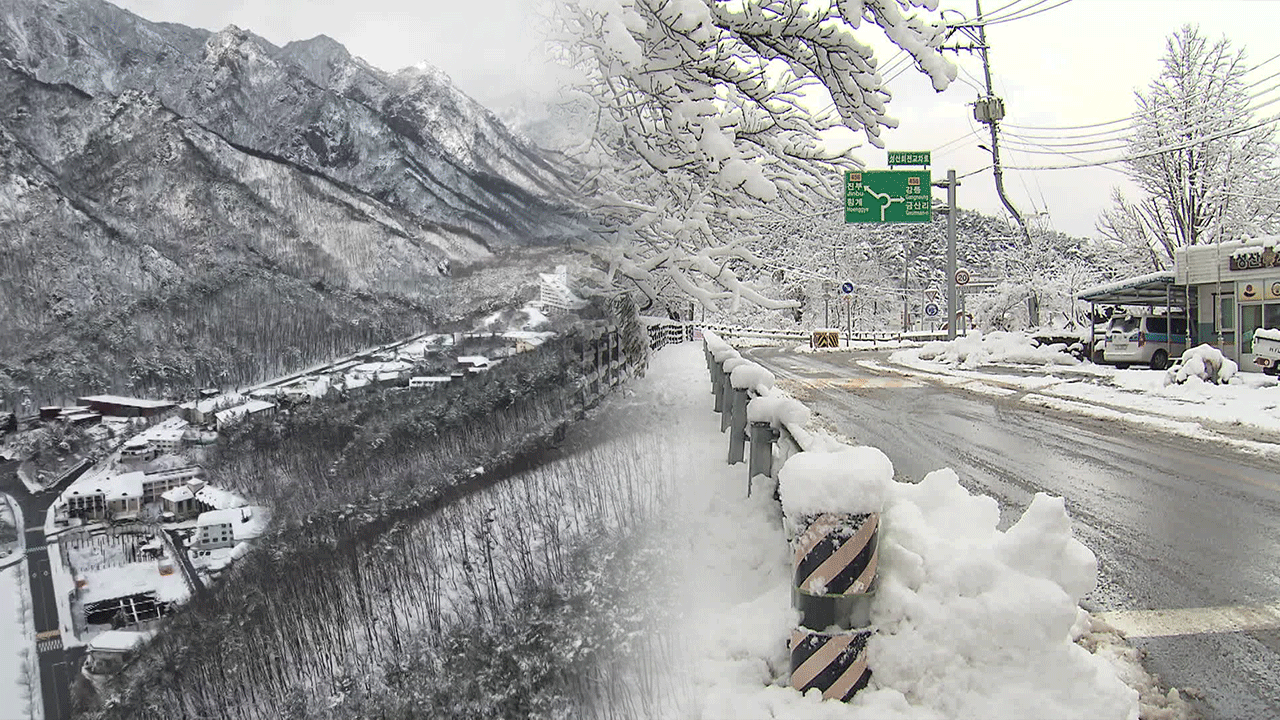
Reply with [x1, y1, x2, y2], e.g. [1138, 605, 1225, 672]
[697, 322, 948, 346]
[701, 330, 881, 702]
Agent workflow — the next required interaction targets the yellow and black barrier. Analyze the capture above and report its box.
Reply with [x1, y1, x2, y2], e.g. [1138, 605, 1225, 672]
[810, 330, 840, 348]
[789, 627, 873, 701]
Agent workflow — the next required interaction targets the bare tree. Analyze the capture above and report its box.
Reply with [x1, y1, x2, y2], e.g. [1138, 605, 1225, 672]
[1101, 25, 1280, 267]
[546, 0, 957, 312]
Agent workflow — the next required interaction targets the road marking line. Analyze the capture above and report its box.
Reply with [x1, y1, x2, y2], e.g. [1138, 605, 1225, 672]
[1094, 602, 1280, 638]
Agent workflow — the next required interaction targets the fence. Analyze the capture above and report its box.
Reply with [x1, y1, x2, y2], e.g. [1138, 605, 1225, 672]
[701, 330, 880, 702]
[696, 322, 948, 345]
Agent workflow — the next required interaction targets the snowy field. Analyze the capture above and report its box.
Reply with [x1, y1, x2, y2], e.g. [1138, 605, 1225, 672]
[634, 341, 1194, 719]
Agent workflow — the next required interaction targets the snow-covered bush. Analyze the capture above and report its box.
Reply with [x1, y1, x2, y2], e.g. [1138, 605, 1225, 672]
[1167, 344, 1238, 385]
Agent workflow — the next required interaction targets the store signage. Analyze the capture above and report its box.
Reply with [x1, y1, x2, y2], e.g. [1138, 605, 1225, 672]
[1239, 281, 1263, 302]
[1267, 280, 1280, 301]
[1229, 247, 1280, 271]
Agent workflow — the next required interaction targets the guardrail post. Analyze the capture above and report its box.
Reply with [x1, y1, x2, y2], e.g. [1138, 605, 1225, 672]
[748, 421, 778, 495]
[789, 511, 878, 702]
[727, 387, 748, 464]
[720, 369, 735, 431]
[712, 358, 726, 410]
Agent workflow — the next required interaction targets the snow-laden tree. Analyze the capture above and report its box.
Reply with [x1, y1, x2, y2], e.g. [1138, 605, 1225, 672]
[545, 0, 957, 312]
[1099, 25, 1280, 268]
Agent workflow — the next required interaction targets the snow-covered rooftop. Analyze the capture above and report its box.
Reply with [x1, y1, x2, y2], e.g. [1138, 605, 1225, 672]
[66, 472, 144, 501]
[1079, 271, 1176, 297]
[78, 395, 174, 409]
[89, 630, 148, 653]
[195, 486, 246, 511]
[214, 400, 276, 424]
[197, 506, 270, 540]
[79, 562, 189, 605]
[161, 486, 194, 503]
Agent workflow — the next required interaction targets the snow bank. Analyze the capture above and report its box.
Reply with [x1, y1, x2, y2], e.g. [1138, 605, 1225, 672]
[911, 331, 1080, 369]
[778, 447, 894, 516]
[1168, 344, 1238, 385]
[867, 471, 1136, 720]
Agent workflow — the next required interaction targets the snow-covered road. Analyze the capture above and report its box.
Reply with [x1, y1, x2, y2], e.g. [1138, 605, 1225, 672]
[744, 345, 1280, 720]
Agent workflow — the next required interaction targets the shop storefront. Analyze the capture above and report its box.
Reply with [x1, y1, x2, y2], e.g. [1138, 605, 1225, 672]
[1175, 239, 1280, 371]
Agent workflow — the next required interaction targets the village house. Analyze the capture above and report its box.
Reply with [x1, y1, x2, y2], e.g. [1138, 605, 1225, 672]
[213, 399, 276, 431]
[64, 466, 204, 521]
[194, 506, 270, 551]
[119, 437, 155, 463]
[85, 630, 148, 675]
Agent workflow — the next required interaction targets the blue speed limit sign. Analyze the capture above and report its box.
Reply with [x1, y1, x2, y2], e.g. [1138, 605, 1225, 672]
[841, 282, 854, 294]
[924, 303, 940, 317]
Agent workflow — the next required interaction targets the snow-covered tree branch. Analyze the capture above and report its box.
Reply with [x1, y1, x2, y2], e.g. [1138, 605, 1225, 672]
[548, 0, 956, 313]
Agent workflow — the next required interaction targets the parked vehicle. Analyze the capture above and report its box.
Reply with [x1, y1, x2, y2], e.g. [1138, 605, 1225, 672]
[1251, 328, 1280, 376]
[1102, 313, 1188, 370]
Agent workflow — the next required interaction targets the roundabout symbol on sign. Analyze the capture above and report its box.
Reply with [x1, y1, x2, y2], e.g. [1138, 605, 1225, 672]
[841, 282, 855, 295]
[955, 269, 971, 286]
[924, 303, 940, 318]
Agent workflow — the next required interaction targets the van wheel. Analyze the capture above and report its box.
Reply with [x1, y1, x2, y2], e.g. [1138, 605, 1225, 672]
[1150, 350, 1169, 371]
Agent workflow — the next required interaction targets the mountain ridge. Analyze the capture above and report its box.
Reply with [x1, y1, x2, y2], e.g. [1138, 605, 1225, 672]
[0, 0, 585, 406]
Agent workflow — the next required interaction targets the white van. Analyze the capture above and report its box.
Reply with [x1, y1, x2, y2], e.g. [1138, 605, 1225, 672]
[1102, 313, 1188, 370]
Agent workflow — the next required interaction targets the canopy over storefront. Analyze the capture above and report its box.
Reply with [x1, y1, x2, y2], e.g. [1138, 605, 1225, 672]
[1077, 271, 1187, 308]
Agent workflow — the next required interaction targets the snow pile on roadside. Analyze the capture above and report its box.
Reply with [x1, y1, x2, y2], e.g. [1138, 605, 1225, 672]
[911, 331, 1080, 369]
[658, 341, 1139, 719]
[1167, 344, 1238, 385]
[870, 472, 1135, 719]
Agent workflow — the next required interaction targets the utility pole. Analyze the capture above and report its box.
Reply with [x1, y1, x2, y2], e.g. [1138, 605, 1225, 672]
[935, 170, 960, 341]
[948, 0, 1037, 326]
[972, 0, 1028, 243]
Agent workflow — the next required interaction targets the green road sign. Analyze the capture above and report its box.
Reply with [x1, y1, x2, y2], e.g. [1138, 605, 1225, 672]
[845, 170, 932, 223]
[887, 151, 931, 166]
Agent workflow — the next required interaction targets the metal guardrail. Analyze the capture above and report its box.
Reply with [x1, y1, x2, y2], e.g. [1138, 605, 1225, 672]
[701, 330, 879, 703]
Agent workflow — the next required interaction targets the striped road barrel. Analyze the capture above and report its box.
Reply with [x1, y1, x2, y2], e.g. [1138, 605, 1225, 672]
[789, 512, 879, 702]
[793, 512, 878, 599]
[789, 627, 873, 701]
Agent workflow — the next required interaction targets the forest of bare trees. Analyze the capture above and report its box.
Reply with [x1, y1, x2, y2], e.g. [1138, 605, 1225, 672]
[83, 300, 668, 720]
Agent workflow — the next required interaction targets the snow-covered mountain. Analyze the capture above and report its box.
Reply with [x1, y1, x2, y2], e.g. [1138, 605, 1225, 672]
[0, 0, 583, 403]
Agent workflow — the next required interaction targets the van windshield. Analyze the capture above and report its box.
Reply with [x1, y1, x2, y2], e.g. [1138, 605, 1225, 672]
[1108, 316, 1141, 333]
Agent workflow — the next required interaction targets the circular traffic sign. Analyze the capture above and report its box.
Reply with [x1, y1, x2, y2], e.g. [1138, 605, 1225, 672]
[955, 269, 971, 286]
[841, 282, 855, 295]
[924, 303, 941, 318]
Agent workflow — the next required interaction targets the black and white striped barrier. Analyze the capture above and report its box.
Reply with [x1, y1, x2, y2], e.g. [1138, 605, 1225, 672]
[787, 511, 879, 700]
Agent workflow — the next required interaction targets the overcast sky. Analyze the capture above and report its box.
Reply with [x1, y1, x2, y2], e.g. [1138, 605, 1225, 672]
[111, 0, 1280, 240]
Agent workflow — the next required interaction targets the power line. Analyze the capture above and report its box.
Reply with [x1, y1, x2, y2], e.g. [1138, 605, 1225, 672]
[1004, 110, 1280, 171]
[953, 0, 1073, 27]
[1000, 52, 1280, 134]
[1000, 77, 1280, 154]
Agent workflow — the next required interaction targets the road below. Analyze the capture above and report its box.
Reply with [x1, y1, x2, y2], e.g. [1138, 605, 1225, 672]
[746, 347, 1280, 720]
[2, 459, 92, 720]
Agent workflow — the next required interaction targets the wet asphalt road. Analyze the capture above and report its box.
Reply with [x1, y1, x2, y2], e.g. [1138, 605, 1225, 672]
[745, 347, 1280, 720]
